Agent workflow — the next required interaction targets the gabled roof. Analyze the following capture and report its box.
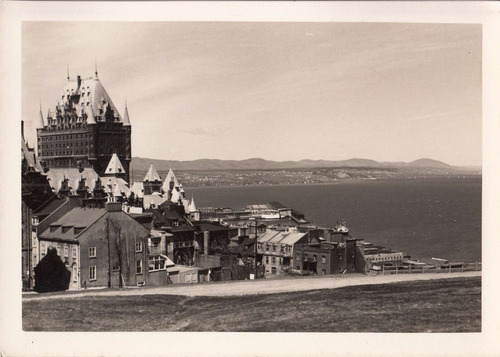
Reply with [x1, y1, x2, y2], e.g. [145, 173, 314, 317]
[104, 153, 126, 176]
[257, 230, 282, 244]
[40, 207, 107, 241]
[143, 164, 162, 182]
[258, 229, 307, 245]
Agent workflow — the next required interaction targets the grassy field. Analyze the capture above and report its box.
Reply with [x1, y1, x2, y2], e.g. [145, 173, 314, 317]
[23, 276, 480, 332]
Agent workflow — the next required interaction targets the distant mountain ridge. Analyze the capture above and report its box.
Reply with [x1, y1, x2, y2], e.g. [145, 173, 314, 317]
[131, 157, 453, 172]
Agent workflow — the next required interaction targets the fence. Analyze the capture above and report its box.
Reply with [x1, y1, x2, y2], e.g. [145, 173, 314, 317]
[369, 262, 481, 276]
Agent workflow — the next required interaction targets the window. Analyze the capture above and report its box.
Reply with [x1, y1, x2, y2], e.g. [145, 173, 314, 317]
[112, 264, 120, 272]
[265, 256, 269, 264]
[89, 266, 96, 281]
[72, 247, 77, 258]
[89, 247, 96, 258]
[322, 269, 326, 275]
[135, 242, 143, 253]
[321, 256, 326, 264]
[73, 266, 78, 282]
[136, 260, 143, 275]
[296, 255, 301, 261]
[149, 256, 165, 271]
[64, 245, 69, 257]
[271, 257, 276, 264]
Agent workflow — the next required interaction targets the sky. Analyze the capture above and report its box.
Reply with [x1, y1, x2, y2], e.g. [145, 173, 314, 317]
[22, 22, 482, 166]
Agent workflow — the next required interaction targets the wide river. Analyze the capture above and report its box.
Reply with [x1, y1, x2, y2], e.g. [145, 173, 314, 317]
[187, 177, 481, 263]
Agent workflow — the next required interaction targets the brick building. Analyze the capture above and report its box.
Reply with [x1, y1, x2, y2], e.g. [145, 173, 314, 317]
[293, 238, 359, 275]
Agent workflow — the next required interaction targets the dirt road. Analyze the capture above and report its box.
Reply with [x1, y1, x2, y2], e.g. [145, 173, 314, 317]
[23, 271, 481, 301]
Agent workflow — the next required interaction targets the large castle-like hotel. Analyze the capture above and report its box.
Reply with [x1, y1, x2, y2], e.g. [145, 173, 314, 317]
[35, 69, 132, 183]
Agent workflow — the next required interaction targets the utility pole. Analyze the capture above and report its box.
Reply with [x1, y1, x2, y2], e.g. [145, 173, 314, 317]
[106, 218, 111, 288]
[254, 219, 258, 279]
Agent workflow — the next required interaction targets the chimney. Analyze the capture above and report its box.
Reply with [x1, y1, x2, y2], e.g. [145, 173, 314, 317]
[77, 75, 81, 87]
[203, 231, 210, 256]
[21, 120, 25, 140]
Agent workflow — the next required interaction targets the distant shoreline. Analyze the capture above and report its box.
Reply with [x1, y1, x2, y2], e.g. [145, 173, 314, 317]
[184, 175, 482, 190]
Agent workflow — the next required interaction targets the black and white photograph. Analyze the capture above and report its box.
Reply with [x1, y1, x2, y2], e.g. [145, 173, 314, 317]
[1, 1, 500, 356]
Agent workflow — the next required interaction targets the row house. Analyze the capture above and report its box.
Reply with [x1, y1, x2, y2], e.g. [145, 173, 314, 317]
[257, 228, 311, 275]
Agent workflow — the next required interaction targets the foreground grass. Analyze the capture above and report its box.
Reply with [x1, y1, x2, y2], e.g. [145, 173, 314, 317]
[23, 276, 480, 332]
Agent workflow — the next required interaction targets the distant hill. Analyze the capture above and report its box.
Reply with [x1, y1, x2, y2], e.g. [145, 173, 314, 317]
[131, 157, 456, 172]
[405, 158, 451, 168]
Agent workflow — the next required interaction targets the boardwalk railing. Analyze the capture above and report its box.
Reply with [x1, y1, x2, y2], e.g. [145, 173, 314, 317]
[370, 262, 481, 276]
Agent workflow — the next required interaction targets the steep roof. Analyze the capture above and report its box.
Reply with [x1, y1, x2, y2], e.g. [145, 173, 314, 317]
[122, 104, 131, 126]
[162, 168, 180, 191]
[86, 105, 96, 124]
[104, 153, 126, 176]
[188, 198, 197, 212]
[21, 134, 44, 173]
[36, 107, 46, 128]
[130, 182, 144, 198]
[143, 194, 167, 209]
[103, 177, 130, 197]
[33, 197, 66, 218]
[143, 164, 162, 182]
[45, 168, 100, 193]
[39, 207, 107, 241]
[57, 76, 123, 123]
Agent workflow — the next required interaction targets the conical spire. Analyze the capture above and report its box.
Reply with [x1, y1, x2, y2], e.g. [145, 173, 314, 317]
[36, 103, 45, 128]
[189, 197, 197, 212]
[105, 153, 126, 177]
[170, 187, 181, 203]
[122, 101, 131, 126]
[86, 104, 96, 124]
[143, 164, 162, 182]
[162, 168, 180, 192]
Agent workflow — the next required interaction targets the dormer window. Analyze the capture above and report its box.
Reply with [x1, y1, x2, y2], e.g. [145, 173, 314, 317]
[61, 226, 72, 234]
